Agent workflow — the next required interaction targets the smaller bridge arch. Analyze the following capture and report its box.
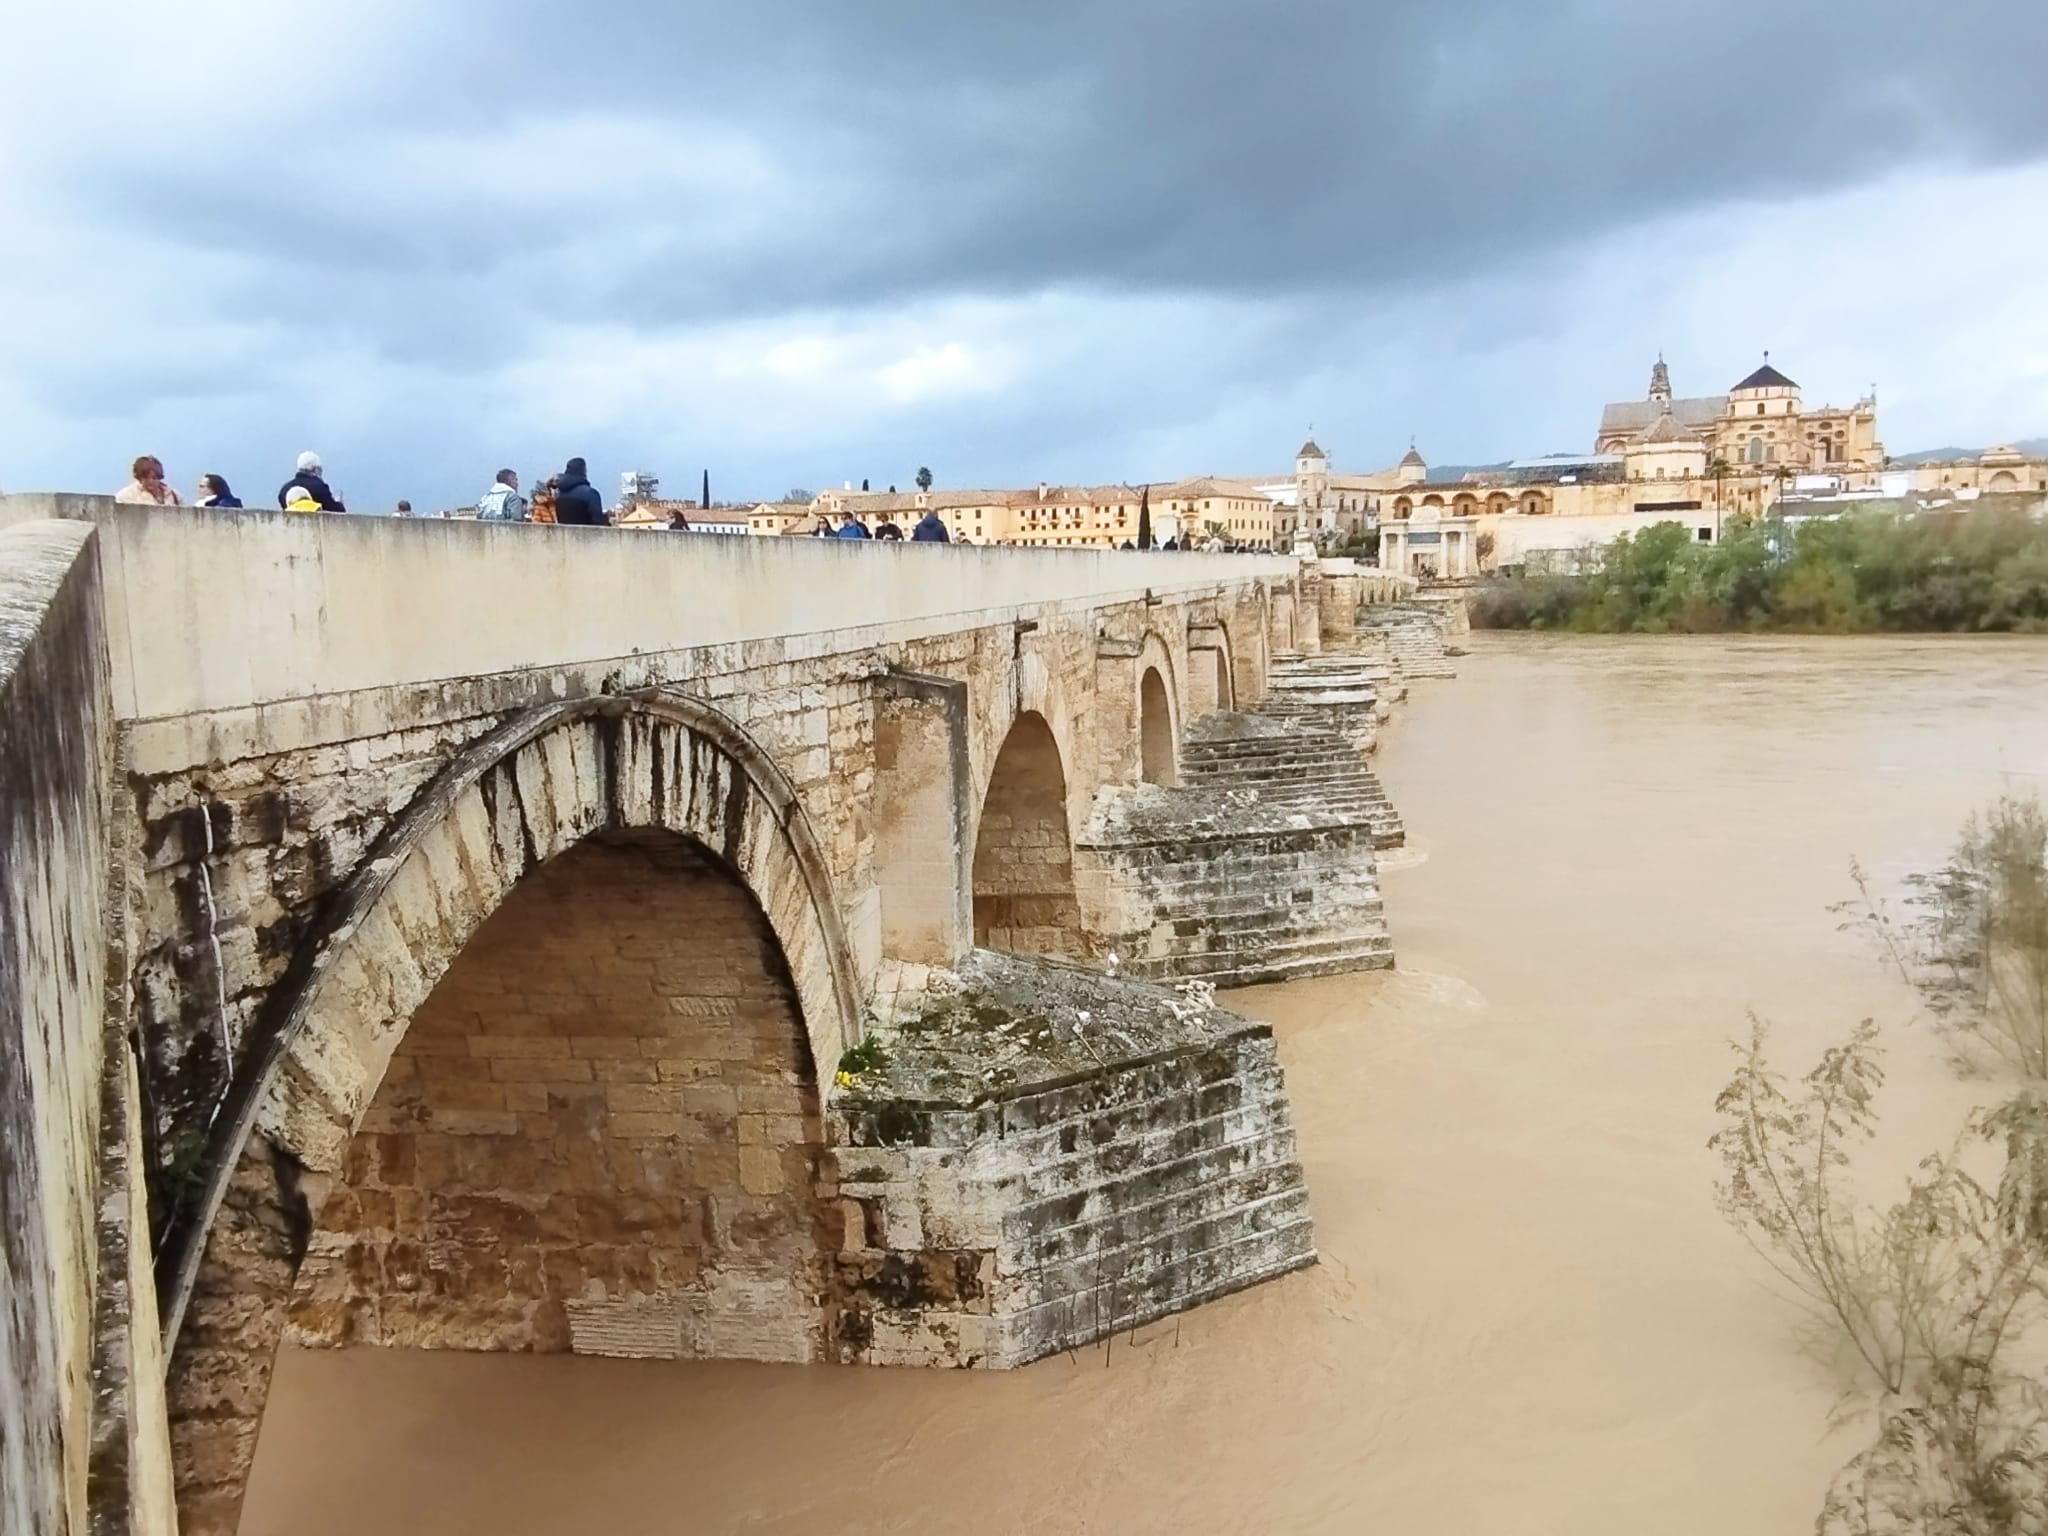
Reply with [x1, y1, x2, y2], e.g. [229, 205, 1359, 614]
[971, 710, 1085, 957]
[1185, 616, 1237, 718]
[1135, 629, 1181, 786]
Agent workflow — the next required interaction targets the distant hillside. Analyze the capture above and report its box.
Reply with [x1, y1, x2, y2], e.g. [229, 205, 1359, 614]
[1890, 437, 2048, 466]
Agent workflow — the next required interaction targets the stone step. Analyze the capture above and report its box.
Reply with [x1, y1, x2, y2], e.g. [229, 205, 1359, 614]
[1153, 938, 1398, 986]
[1142, 895, 1386, 933]
[1004, 1109, 1302, 1206]
[1182, 776, 1377, 793]
[1129, 931, 1396, 980]
[998, 1214, 1316, 1359]
[1130, 873, 1385, 912]
[1182, 752, 1363, 773]
[1013, 1186, 1314, 1306]
[1005, 1144, 1308, 1258]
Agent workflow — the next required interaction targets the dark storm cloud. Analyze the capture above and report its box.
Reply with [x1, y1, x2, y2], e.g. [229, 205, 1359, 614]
[5, 0, 2047, 508]
[44, 0, 2048, 334]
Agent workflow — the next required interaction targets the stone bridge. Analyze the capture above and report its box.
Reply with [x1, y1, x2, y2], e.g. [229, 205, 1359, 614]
[0, 495, 1428, 1535]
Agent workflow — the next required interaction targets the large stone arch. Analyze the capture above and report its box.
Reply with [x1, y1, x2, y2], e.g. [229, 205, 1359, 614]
[161, 692, 860, 1535]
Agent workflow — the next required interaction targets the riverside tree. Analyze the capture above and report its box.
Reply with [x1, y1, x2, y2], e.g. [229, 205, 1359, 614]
[1841, 793, 2048, 1080]
[1713, 1021, 2048, 1533]
[1714, 790, 2048, 1533]
[1469, 504, 2048, 633]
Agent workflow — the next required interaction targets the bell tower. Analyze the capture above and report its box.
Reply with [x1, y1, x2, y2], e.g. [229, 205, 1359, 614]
[1649, 354, 1671, 404]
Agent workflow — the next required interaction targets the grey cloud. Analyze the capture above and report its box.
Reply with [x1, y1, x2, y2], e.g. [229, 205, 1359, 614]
[27, 1, 2048, 335]
[5, 0, 2048, 508]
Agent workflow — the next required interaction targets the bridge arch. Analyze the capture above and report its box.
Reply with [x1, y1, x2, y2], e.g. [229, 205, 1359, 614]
[1187, 617, 1237, 717]
[1136, 629, 1180, 786]
[971, 709, 1085, 956]
[1222, 601, 1264, 707]
[163, 692, 860, 1534]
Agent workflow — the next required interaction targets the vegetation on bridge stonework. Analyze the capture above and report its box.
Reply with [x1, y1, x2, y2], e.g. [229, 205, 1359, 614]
[1469, 505, 2048, 634]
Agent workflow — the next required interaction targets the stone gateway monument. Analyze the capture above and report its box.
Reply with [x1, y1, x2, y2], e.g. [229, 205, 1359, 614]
[0, 496, 1452, 1535]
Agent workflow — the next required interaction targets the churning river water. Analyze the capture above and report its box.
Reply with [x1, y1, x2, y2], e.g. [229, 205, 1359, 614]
[242, 633, 2048, 1536]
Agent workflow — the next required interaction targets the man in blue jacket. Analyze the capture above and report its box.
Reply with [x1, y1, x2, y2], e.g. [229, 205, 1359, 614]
[277, 451, 344, 512]
[911, 509, 950, 542]
[833, 510, 871, 539]
[554, 457, 608, 525]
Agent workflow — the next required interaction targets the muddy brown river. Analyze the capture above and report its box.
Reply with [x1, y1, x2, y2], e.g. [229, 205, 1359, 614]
[242, 633, 2048, 1535]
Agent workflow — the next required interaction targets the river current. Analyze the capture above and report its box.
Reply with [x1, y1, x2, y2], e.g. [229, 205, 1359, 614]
[243, 633, 2048, 1535]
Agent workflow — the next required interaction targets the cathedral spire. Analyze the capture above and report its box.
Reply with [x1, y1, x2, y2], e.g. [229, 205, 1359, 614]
[1649, 354, 1671, 404]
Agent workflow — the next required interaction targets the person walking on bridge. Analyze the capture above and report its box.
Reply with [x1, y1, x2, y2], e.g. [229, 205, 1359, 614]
[278, 451, 344, 513]
[834, 510, 870, 539]
[911, 508, 949, 542]
[553, 457, 607, 525]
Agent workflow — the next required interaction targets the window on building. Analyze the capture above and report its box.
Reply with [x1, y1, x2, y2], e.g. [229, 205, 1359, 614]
[1747, 436, 1765, 464]
[1757, 404, 1766, 415]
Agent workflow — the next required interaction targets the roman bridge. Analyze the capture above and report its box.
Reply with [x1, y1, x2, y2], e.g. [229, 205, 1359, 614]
[0, 494, 1426, 1536]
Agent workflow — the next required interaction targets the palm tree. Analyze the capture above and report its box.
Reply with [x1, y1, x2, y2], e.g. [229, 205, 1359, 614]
[915, 466, 933, 492]
[1708, 456, 1731, 542]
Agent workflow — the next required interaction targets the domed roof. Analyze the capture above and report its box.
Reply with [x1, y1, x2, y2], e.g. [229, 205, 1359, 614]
[1980, 443, 2025, 465]
[1397, 445, 1426, 468]
[1633, 404, 1704, 446]
[1732, 360, 1798, 392]
[1297, 438, 1326, 461]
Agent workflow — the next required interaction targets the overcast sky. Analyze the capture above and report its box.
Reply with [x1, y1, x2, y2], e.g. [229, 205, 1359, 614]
[4, 1, 2046, 511]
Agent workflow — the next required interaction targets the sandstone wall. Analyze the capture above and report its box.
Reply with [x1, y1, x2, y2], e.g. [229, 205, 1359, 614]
[971, 713, 1087, 955]
[837, 1009, 1314, 1366]
[0, 496, 1293, 723]
[0, 522, 170, 1536]
[291, 833, 831, 1362]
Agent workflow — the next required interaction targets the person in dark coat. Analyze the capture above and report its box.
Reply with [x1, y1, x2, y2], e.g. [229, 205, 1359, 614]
[910, 509, 949, 542]
[874, 515, 904, 541]
[554, 457, 607, 525]
[277, 451, 344, 512]
[197, 473, 242, 508]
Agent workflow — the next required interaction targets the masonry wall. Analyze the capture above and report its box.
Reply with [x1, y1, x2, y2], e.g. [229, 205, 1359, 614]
[0, 522, 135, 1536]
[291, 832, 834, 1362]
[835, 1025, 1315, 1367]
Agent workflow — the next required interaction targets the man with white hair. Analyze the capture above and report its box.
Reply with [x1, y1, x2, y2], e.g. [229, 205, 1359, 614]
[277, 451, 344, 513]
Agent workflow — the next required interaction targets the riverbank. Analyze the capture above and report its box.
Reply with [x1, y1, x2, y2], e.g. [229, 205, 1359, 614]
[242, 634, 2048, 1535]
[1469, 504, 2048, 633]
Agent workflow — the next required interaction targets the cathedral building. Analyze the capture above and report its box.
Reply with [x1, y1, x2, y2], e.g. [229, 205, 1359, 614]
[1373, 354, 1894, 577]
[1595, 356, 1883, 472]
